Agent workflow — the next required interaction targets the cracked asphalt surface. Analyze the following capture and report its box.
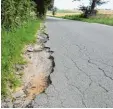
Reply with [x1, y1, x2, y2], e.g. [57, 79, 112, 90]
[32, 17, 113, 108]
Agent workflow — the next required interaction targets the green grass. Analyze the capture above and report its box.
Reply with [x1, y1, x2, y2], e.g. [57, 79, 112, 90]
[1, 19, 41, 97]
[61, 14, 113, 26]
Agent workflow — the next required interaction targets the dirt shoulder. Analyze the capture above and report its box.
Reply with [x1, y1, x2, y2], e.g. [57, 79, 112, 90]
[1, 23, 55, 108]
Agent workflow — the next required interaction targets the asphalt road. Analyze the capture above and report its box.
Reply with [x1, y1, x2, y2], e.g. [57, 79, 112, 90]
[32, 17, 113, 108]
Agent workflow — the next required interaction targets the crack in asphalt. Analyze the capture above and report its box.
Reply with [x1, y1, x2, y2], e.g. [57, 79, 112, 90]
[61, 62, 87, 108]
[90, 59, 113, 68]
[98, 67, 113, 81]
[43, 92, 50, 107]
[50, 84, 65, 107]
[69, 56, 93, 82]
[98, 84, 109, 92]
[88, 59, 113, 81]
[60, 100, 66, 108]
[68, 42, 113, 82]
[61, 44, 112, 94]
[68, 83, 87, 108]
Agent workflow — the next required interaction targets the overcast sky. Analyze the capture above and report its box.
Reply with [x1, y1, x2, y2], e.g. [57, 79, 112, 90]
[54, 0, 113, 10]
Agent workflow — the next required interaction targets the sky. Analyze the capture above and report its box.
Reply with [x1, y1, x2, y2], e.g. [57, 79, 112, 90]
[54, 0, 113, 10]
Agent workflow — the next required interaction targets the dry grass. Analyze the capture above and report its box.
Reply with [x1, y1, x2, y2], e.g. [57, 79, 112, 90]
[98, 9, 113, 15]
[47, 9, 113, 17]
[47, 12, 81, 17]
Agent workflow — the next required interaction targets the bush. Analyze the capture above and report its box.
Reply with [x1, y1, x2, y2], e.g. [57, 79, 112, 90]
[1, 19, 41, 97]
[1, 0, 36, 29]
[1, 0, 41, 97]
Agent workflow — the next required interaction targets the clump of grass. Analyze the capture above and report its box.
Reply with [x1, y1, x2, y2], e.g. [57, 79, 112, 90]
[1, 19, 41, 97]
[61, 14, 113, 26]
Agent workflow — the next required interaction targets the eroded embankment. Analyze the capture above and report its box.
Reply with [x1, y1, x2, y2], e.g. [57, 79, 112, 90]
[1, 24, 55, 108]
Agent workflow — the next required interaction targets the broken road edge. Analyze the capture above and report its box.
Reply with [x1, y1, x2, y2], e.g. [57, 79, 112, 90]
[1, 23, 55, 108]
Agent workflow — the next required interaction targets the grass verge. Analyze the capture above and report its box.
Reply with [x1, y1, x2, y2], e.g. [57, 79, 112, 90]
[1, 19, 41, 98]
[59, 14, 113, 26]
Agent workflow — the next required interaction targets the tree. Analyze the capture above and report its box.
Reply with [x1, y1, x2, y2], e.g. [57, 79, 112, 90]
[1, 0, 36, 29]
[73, 0, 108, 17]
[52, 7, 57, 16]
[90, 0, 107, 14]
[48, 0, 54, 10]
[33, 0, 54, 17]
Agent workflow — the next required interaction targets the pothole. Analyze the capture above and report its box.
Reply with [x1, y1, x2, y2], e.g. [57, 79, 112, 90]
[22, 25, 55, 100]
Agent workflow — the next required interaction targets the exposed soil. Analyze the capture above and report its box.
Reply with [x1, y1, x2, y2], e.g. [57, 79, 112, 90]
[1, 23, 55, 108]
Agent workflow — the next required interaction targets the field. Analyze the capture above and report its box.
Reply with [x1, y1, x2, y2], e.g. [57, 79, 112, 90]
[47, 9, 113, 26]
[47, 9, 113, 17]
[47, 10, 82, 17]
[98, 9, 113, 14]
